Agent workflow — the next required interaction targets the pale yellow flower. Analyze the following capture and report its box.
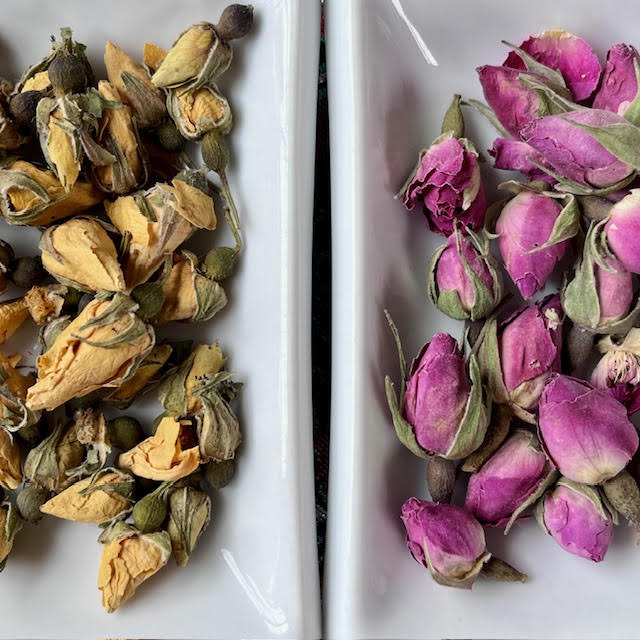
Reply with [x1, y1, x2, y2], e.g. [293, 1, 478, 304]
[47, 108, 80, 192]
[40, 471, 132, 524]
[41, 218, 126, 292]
[0, 298, 28, 344]
[117, 416, 200, 481]
[26, 296, 154, 411]
[22, 71, 50, 92]
[0, 429, 21, 490]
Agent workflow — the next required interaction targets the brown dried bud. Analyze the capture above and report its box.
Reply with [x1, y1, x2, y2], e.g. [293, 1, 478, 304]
[155, 120, 186, 153]
[16, 484, 50, 524]
[10, 256, 45, 289]
[425, 457, 456, 503]
[202, 129, 229, 174]
[9, 90, 43, 126]
[216, 4, 255, 41]
[603, 470, 640, 540]
[205, 458, 234, 489]
[48, 28, 88, 96]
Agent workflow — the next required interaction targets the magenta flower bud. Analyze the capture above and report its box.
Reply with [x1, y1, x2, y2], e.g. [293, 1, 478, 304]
[604, 189, 640, 274]
[591, 329, 640, 415]
[401, 497, 491, 589]
[563, 222, 635, 333]
[489, 138, 555, 183]
[477, 65, 546, 139]
[593, 44, 640, 115]
[539, 374, 639, 484]
[427, 227, 503, 321]
[520, 110, 634, 188]
[496, 191, 568, 299]
[401, 134, 486, 236]
[465, 430, 557, 531]
[536, 478, 614, 562]
[503, 30, 601, 101]
[402, 333, 488, 459]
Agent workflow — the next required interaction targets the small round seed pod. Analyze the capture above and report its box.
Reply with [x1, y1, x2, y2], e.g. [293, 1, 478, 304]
[107, 416, 145, 451]
[10, 256, 45, 289]
[216, 4, 254, 41]
[131, 282, 165, 320]
[202, 129, 229, 174]
[205, 459, 235, 489]
[155, 120, 186, 153]
[132, 490, 168, 533]
[202, 246, 238, 281]
[48, 36, 88, 97]
[16, 484, 50, 524]
[9, 90, 43, 127]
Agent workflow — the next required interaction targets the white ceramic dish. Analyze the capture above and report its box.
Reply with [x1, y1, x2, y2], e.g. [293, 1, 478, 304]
[0, 1, 320, 638]
[325, 1, 640, 638]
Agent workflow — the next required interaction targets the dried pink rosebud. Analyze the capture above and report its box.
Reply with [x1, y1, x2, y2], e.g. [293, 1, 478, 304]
[489, 138, 555, 183]
[401, 133, 486, 237]
[604, 189, 640, 274]
[465, 430, 557, 531]
[479, 295, 563, 417]
[520, 110, 634, 188]
[401, 497, 490, 589]
[539, 374, 639, 484]
[593, 44, 640, 115]
[401, 333, 488, 459]
[503, 30, 601, 101]
[496, 191, 570, 299]
[591, 329, 640, 415]
[427, 226, 502, 321]
[536, 478, 614, 562]
[563, 223, 635, 334]
[477, 65, 546, 139]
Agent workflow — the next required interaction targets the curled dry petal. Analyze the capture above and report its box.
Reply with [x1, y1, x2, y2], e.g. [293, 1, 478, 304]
[539, 374, 639, 484]
[116, 416, 200, 481]
[0, 298, 28, 344]
[0, 429, 22, 490]
[489, 138, 555, 182]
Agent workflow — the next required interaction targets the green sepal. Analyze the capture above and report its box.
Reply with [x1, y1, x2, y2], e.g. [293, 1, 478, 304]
[462, 98, 511, 139]
[441, 94, 465, 139]
[525, 194, 580, 253]
[623, 58, 640, 127]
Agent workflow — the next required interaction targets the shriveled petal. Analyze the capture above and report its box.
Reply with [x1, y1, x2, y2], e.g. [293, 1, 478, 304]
[593, 44, 640, 114]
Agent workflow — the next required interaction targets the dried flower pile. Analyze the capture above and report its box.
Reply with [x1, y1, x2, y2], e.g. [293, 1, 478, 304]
[0, 3, 253, 612]
[387, 30, 640, 588]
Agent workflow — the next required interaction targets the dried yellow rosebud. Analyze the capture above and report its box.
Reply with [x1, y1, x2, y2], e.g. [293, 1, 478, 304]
[168, 85, 232, 141]
[151, 23, 232, 91]
[0, 160, 103, 226]
[40, 469, 133, 524]
[107, 344, 172, 408]
[23, 419, 83, 492]
[197, 388, 242, 462]
[152, 251, 226, 325]
[0, 429, 22, 490]
[158, 343, 226, 416]
[94, 81, 146, 194]
[0, 298, 28, 344]
[143, 42, 168, 71]
[26, 295, 154, 412]
[167, 486, 211, 567]
[106, 176, 216, 288]
[40, 218, 126, 293]
[24, 285, 66, 325]
[104, 42, 165, 130]
[44, 104, 80, 191]
[22, 71, 51, 92]
[98, 523, 170, 612]
[117, 416, 200, 481]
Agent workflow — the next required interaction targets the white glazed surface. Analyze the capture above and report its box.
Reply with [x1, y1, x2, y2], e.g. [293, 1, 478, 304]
[0, 1, 320, 638]
[325, 1, 640, 638]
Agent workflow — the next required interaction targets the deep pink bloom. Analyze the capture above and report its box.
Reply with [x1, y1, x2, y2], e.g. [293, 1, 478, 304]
[604, 189, 640, 274]
[539, 374, 639, 484]
[595, 258, 634, 325]
[402, 137, 486, 236]
[496, 191, 567, 299]
[503, 30, 601, 101]
[401, 497, 489, 588]
[403, 333, 471, 455]
[520, 109, 634, 188]
[593, 44, 640, 115]
[538, 481, 613, 562]
[465, 430, 551, 527]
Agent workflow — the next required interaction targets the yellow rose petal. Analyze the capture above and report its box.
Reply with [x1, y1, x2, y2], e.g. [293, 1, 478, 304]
[0, 298, 28, 344]
[0, 429, 22, 490]
[22, 71, 50, 92]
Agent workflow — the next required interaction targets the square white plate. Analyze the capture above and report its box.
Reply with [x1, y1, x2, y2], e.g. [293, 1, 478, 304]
[325, 1, 640, 638]
[0, 1, 320, 638]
